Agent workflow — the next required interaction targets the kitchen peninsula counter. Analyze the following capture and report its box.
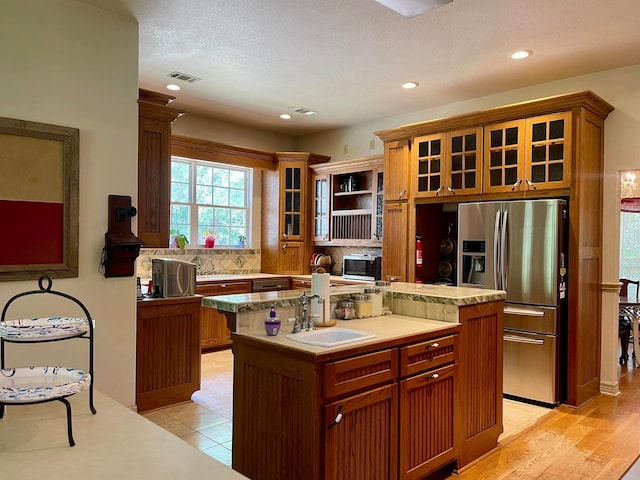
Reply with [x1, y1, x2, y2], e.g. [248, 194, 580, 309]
[230, 283, 506, 480]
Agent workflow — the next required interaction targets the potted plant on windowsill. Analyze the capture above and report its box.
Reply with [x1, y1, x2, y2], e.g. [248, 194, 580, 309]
[202, 230, 219, 248]
[169, 230, 189, 250]
[237, 234, 246, 248]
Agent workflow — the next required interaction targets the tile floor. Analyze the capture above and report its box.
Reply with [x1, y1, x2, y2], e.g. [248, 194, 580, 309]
[141, 348, 552, 467]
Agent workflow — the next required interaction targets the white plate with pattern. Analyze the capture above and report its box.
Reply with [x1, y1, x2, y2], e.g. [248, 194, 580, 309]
[0, 366, 91, 403]
[0, 317, 89, 342]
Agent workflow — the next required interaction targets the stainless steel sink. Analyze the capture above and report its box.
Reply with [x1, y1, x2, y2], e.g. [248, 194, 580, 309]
[285, 328, 376, 347]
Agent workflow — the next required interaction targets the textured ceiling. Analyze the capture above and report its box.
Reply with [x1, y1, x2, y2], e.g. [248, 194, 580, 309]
[79, 0, 640, 136]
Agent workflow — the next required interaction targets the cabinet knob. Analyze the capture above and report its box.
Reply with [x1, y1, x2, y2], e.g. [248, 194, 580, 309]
[426, 373, 440, 381]
[426, 342, 440, 349]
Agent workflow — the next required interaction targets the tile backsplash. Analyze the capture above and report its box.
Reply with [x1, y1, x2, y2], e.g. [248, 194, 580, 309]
[136, 248, 261, 278]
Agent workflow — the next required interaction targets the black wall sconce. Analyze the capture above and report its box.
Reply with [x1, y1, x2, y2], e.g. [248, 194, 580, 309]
[101, 195, 144, 278]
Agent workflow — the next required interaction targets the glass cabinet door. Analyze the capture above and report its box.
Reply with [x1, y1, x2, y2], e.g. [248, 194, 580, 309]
[524, 112, 572, 190]
[312, 174, 329, 241]
[483, 120, 526, 193]
[414, 133, 445, 198]
[282, 163, 304, 240]
[448, 127, 482, 195]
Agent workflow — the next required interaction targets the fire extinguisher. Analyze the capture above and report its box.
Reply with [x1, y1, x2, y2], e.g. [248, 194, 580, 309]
[416, 235, 423, 268]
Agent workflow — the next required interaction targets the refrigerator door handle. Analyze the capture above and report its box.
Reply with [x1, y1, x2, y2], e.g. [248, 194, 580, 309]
[494, 210, 501, 289]
[501, 209, 508, 291]
[504, 306, 545, 317]
[503, 334, 545, 345]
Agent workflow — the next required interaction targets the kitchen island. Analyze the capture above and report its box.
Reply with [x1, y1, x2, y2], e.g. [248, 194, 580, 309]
[207, 283, 506, 480]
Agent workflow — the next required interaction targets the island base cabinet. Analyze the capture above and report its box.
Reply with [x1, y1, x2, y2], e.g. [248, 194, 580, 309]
[399, 364, 457, 480]
[324, 384, 398, 480]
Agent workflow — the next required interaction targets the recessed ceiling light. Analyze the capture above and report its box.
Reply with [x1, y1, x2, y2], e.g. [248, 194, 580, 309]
[280, 114, 292, 120]
[166, 84, 181, 91]
[511, 49, 533, 60]
[402, 81, 419, 89]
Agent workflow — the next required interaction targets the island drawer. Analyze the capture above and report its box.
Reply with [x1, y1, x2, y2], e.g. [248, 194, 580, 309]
[324, 348, 398, 399]
[399, 334, 458, 378]
[196, 281, 252, 296]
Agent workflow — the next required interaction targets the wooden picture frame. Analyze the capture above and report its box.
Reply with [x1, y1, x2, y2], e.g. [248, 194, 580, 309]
[0, 117, 79, 281]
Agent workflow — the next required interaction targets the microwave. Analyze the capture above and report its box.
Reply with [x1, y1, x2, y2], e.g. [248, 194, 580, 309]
[151, 258, 197, 297]
[342, 254, 382, 281]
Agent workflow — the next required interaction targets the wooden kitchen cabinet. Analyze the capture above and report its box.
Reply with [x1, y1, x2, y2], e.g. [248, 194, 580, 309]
[384, 140, 410, 202]
[484, 112, 571, 193]
[197, 281, 252, 351]
[262, 152, 329, 274]
[376, 91, 614, 408]
[310, 155, 384, 246]
[399, 335, 458, 479]
[382, 202, 408, 282]
[412, 127, 482, 199]
[137, 89, 183, 248]
[136, 295, 201, 412]
[324, 384, 398, 480]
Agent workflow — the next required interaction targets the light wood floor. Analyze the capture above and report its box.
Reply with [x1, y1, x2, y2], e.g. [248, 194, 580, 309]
[142, 350, 640, 478]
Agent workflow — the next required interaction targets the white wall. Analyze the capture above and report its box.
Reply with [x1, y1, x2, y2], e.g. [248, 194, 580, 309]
[298, 64, 640, 394]
[0, 0, 139, 407]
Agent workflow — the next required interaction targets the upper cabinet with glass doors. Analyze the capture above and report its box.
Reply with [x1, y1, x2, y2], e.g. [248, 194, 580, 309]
[484, 112, 571, 193]
[412, 127, 483, 198]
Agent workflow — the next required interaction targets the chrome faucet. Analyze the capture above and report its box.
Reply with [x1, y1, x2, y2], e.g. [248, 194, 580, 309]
[291, 291, 324, 333]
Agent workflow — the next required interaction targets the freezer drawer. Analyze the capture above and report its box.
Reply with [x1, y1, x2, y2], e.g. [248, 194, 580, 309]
[504, 304, 558, 335]
[503, 329, 559, 405]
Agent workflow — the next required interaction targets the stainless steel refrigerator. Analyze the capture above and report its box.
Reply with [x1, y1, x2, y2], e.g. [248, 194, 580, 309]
[457, 199, 567, 406]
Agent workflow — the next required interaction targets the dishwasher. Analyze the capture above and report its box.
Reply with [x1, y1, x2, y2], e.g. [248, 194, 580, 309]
[252, 278, 291, 293]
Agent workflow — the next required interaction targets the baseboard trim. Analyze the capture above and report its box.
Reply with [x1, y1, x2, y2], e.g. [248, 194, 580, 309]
[600, 381, 621, 396]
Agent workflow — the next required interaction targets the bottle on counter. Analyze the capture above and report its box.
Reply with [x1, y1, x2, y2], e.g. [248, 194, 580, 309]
[265, 304, 281, 336]
[364, 287, 382, 317]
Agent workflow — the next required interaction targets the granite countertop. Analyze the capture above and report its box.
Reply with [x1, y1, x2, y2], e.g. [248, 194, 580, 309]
[0, 390, 249, 480]
[231, 314, 459, 359]
[203, 282, 506, 313]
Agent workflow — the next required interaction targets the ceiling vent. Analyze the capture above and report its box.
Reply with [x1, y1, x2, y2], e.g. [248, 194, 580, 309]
[294, 107, 317, 116]
[167, 71, 202, 83]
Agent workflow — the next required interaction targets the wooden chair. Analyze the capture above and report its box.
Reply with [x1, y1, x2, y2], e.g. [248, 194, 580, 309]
[619, 279, 639, 364]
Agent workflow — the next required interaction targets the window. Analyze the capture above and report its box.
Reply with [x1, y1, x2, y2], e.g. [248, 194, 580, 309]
[170, 157, 251, 247]
[620, 211, 640, 280]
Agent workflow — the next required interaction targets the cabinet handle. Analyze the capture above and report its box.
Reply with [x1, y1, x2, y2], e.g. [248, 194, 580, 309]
[435, 186, 444, 196]
[282, 243, 288, 250]
[426, 342, 440, 349]
[426, 373, 440, 381]
[525, 178, 537, 190]
[328, 406, 343, 430]
[398, 189, 406, 200]
[447, 186, 455, 195]
[511, 179, 522, 191]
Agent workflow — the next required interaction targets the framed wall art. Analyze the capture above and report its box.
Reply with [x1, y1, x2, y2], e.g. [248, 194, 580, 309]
[0, 117, 79, 281]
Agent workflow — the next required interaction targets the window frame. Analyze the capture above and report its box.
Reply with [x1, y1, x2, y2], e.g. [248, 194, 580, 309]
[170, 155, 252, 247]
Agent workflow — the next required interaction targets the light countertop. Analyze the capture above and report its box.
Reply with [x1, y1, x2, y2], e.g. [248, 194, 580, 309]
[203, 282, 506, 313]
[231, 314, 459, 359]
[0, 390, 249, 480]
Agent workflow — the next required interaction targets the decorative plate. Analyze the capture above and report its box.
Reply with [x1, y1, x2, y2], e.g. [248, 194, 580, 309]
[0, 317, 89, 342]
[0, 366, 91, 403]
